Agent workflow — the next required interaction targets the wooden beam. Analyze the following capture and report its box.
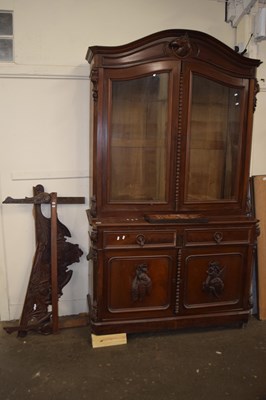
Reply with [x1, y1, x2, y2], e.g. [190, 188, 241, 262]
[253, 175, 266, 320]
[50, 192, 59, 333]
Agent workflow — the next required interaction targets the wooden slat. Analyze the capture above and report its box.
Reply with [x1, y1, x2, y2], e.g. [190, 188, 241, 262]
[253, 175, 266, 320]
[50, 192, 59, 333]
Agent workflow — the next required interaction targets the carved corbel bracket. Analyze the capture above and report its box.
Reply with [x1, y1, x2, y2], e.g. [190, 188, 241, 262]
[87, 247, 98, 262]
[89, 195, 97, 218]
[87, 294, 99, 322]
[256, 222, 260, 238]
[253, 79, 260, 112]
[90, 68, 99, 102]
[89, 228, 98, 244]
[91, 300, 99, 321]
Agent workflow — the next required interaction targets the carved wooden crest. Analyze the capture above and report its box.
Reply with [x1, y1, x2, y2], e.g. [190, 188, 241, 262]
[165, 34, 198, 59]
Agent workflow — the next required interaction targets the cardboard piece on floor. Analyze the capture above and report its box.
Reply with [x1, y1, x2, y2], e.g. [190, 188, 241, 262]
[91, 333, 127, 348]
[253, 175, 266, 320]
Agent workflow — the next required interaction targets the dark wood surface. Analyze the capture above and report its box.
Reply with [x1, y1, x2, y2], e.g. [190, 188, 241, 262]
[86, 30, 260, 335]
[3, 185, 84, 336]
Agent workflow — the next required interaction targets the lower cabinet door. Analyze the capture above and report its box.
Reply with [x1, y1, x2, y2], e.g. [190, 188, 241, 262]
[102, 249, 176, 319]
[180, 245, 250, 314]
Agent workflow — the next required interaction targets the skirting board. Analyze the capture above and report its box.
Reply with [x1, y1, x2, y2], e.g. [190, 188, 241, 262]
[91, 333, 127, 348]
[253, 175, 266, 320]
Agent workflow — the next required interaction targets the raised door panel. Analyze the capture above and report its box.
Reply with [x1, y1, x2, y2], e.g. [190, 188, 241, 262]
[102, 249, 176, 318]
[180, 246, 249, 314]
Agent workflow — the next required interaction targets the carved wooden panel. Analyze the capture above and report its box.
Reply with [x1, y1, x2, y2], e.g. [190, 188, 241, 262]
[182, 247, 246, 311]
[105, 250, 175, 316]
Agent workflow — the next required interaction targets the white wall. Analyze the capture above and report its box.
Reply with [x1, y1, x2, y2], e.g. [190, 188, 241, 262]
[0, 0, 264, 322]
[252, 40, 266, 175]
[235, 10, 266, 176]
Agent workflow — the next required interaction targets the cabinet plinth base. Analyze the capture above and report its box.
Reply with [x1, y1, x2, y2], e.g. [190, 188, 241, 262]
[90, 311, 250, 336]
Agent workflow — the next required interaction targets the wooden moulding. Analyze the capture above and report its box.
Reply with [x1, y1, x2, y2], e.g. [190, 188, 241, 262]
[91, 333, 127, 348]
[253, 175, 266, 320]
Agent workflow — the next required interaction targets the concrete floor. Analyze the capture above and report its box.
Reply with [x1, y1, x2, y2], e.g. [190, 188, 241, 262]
[0, 317, 266, 400]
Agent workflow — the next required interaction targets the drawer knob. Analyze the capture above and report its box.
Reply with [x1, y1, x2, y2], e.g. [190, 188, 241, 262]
[136, 234, 145, 247]
[214, 232, 223, 243]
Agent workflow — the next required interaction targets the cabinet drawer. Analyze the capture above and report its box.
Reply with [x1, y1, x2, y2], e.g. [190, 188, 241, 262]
[184, 228, 250, 246]
[104, 230, 176, 248]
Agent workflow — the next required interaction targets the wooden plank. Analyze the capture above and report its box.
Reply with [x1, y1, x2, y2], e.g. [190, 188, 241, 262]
[2, 196, 85, 204]
[56, 197, 85, 204]
[50, 192, 59, 333]
[91, 333, 127, 348]
[253, 175, 266, 320]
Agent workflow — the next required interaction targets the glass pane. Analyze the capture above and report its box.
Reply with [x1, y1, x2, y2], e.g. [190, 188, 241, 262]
[0, 39, 13, 61]
[186, 74, 241, 202]
[0, 13, 13, 35]
[110, 73, 169, 203]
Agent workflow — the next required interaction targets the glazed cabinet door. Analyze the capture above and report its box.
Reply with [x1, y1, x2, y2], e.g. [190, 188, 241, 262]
[96, 61, 180, 216]
[99, 248, 177, 320]
[179, 245, 252, 315]
[179, 61, 252, 214]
